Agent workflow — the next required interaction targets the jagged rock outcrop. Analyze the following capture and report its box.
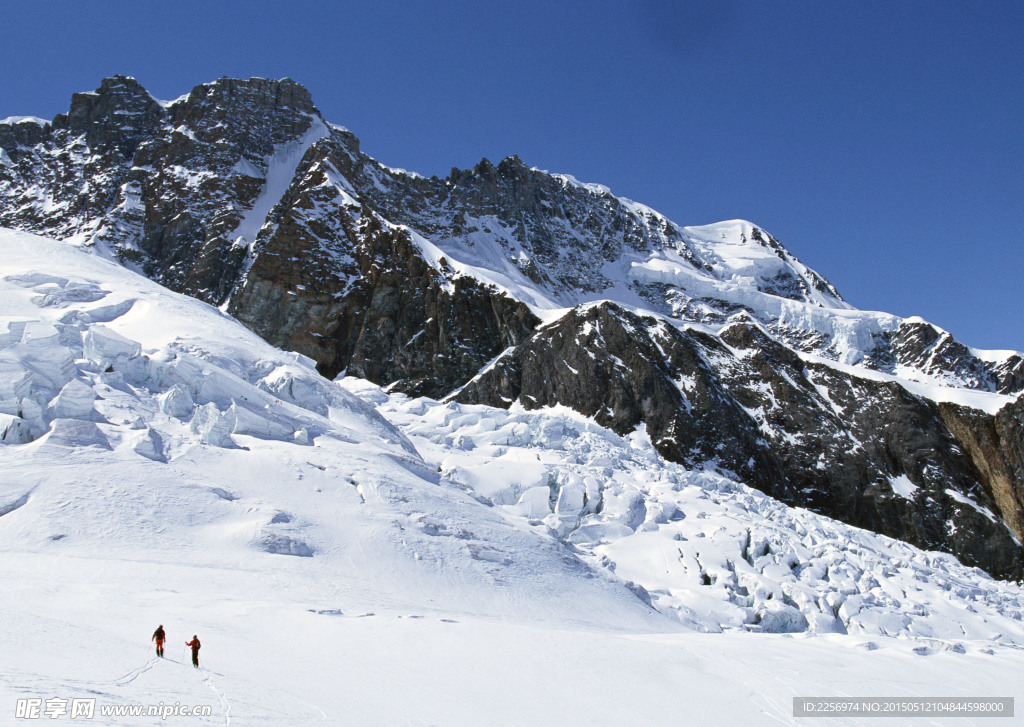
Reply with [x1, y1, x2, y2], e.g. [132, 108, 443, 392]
[892, 319, 999, 390]
[0, 76, 324, 302]
[2, 75, 1023, 577]
[0, 76, 164, 243]
[131, 77, 323, 300]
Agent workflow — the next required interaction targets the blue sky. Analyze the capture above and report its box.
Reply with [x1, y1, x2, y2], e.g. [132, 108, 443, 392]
[4, 1, 1022, 350]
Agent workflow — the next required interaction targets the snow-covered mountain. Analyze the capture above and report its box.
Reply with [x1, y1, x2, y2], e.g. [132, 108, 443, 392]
[1, 227, 1022, 725]
[5, 76, 1021, 581]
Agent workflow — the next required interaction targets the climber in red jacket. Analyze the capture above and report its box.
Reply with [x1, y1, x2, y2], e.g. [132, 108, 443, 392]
[185, 635, 201, 668]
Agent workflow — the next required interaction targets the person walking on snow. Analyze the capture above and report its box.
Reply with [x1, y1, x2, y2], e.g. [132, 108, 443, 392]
[151, 625, 165, 657]
[186, 635, 201, 668]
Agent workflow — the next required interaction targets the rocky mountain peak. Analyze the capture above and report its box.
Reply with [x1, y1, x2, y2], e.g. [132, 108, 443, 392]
[162, 77, 322, 163]
[497, 153, 528, 173]
[447, 154, 536, 188]
[175, 76, 319, 118]
[50, 75, 167, 161]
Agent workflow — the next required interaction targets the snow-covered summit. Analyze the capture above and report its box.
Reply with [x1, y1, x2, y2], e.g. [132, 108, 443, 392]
[679, 219, 847, 308]
[0, 115, 49, 126]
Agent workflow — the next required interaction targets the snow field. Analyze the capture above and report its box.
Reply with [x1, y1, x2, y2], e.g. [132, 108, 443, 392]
[0, 228, 661, 628]
[3, 550, 1022, 726]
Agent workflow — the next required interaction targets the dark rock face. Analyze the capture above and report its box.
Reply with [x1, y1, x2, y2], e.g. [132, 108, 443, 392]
[1, 76, 322, 303]
[52, 75, 167, 161]
[796, 364, 1020, 577]
[230, 206, 538, 396]
[370, 155, 690, 298]
[129, 77, 322, 302]
[457, 304, 789, 488]
[994, 355, 1024, 395]
[2, 76, 1023, 578]
[357, 156, 845, 306]
[939, 400, 1024, 546]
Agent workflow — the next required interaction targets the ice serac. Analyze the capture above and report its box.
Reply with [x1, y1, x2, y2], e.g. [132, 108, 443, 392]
[1, 76, 1023, 578]
[353, 380, 1024, 639]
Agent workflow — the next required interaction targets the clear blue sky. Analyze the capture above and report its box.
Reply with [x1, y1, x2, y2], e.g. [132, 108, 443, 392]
[4, 1, 1022, 350]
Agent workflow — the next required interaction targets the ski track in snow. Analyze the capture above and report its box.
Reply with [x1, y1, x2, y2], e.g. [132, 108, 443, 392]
[114, 657, 160, 687]
[202, 671, 231, 727]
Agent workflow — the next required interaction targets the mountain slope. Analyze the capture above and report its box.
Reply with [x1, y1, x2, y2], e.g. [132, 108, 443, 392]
[0, 227, 660, 626]
[3, 76, 1018, 392]
[2, 76, 1023, 578]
